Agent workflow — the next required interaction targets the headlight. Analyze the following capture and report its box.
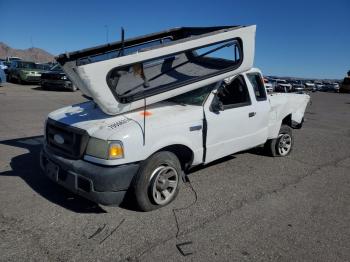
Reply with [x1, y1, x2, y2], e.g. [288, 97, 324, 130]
[61, 76, 67, 80]
[85, 138, 124, 160]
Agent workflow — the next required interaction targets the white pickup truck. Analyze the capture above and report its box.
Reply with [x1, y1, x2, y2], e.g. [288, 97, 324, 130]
[40, 25, 310, 211]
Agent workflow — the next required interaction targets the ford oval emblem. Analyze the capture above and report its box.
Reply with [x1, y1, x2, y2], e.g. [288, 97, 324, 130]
[54, 134, 64, 144]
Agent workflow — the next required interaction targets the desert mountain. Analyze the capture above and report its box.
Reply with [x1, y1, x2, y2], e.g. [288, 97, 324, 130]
[0, 42, 54, 63]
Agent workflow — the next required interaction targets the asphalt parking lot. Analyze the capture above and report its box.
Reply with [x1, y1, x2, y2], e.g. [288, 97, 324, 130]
[0, 83, 349, 262]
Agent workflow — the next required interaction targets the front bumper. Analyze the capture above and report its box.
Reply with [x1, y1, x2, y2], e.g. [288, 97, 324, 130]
[40, 147, 140, 206]
[22, 75, 41, 82]
[41, 79, 72, 89]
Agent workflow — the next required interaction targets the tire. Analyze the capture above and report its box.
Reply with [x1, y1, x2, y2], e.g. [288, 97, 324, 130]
[17, 76, 23, 85]
[264, 125, 293, 157]
[132, 151, 181, 211]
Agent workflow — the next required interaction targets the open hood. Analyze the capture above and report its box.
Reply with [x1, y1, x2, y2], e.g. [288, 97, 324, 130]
[56, 25, 256, 115]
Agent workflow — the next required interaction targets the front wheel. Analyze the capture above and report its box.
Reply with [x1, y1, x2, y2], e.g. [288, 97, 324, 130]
[17, 76, 23, 84]
[70, 85, 78, 92]
[264, 125, 293, 157]
[132, 151, 181, 211]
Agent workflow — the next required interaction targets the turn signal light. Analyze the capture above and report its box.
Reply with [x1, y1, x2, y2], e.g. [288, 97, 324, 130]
[108, 143, 124, 159]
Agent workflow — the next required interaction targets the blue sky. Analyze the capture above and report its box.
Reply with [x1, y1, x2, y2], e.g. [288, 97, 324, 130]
[1, 0, 349, 79]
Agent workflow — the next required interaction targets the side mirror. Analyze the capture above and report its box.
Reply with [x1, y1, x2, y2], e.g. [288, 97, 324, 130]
[211, 94, 224, 113]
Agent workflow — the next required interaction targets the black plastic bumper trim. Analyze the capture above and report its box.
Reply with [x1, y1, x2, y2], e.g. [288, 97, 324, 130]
[40, 147, 140, 205]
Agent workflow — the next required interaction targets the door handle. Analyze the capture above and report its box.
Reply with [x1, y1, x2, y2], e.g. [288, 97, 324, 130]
[248, 112, 256, 118]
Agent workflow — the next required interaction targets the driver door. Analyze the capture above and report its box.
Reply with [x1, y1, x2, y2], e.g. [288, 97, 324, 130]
[204, 75, 260, 163]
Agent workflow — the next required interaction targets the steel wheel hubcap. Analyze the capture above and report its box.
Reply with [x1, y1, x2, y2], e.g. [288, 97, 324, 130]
[150, 165, 179, 205]
[278, 133, 292, 155]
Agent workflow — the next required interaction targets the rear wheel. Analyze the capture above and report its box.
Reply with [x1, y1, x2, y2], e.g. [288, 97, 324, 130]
[132, 151, 181, 211]
[264, 125, 293, 157]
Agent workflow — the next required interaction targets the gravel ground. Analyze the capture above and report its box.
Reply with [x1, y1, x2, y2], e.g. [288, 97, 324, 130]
[0, 83, 349, 262]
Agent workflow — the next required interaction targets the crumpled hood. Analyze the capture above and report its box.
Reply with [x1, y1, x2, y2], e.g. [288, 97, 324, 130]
[48, 100, 203, 140]
[48, 101, 129, 139]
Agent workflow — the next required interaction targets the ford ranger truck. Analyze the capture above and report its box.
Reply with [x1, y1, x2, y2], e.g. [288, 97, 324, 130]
[40, 25, 310, 211]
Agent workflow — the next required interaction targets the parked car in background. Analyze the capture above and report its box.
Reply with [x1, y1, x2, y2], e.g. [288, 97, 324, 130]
[340, 77, 350, 93]
[0, 61, 8, 70]
[3, 62, 11, 75]
[41, 64, 77, 91]
[293, 84, 305, 93]
[331, 82, 340, 92]
[289, 80, 304, 93]
[304, 82, 316, 92]
[1, 61, 10, 75]
[314, 81, 325, 91]
[0, 68, 6, 86]
[263, 77, 273, 92]
[5, 57, 22, 62]
[321, 82, 340, 92]
[274, 79, 292, 93]
[7, 60, 47, 84]
[273, 80, 291, 93]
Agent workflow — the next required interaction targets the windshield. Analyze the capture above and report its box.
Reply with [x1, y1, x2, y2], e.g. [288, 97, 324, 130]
[50, 64, 63, 72]
[36, 64, 51, 70]
[168, 82, 217, 106]
[19, 62, 37, 69]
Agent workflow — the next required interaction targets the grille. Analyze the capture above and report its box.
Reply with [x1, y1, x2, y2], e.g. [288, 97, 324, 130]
[42, 80, 68, 88]
[26, 76, 41, 81]
[41, 73, 64, 80]
[45, 119, 89, 159]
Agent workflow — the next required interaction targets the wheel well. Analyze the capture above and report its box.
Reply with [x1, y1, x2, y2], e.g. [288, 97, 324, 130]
[282, 114, 292, 127]
[156, 144, 194, 171]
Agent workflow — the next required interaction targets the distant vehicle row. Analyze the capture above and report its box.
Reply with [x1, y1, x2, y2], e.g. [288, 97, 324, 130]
[263, 77, 344, 93]
[4, 60, 77, 91]
[1, 57, 349, 93]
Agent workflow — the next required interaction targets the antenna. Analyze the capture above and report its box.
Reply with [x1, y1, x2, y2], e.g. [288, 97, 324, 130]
[117, 27, 125, 57]
[120, 27, 125, 56]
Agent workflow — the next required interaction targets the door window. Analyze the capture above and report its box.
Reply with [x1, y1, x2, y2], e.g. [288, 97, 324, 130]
[216, 75, 251, 109]
[247, 73, 267, 101]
